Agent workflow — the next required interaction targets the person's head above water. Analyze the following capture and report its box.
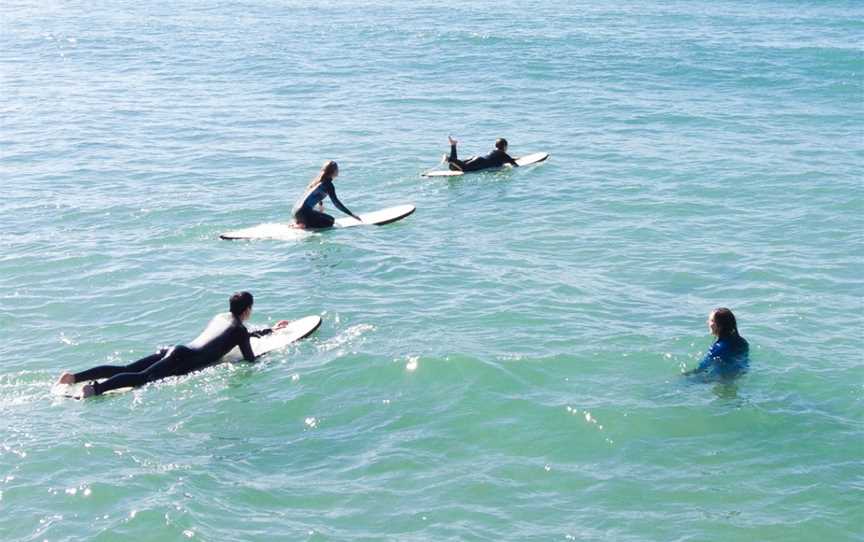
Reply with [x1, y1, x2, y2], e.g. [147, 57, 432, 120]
[230, 291, 254, 320]
[321, 160, 339, 179]
[495, 138, 508, 151]
[307, 160, 339, 190]
[708, 307, 739, 339]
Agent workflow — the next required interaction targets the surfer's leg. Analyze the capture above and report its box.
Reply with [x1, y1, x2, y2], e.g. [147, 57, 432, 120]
[70, 348, 170, 383]
[447, 146, 468, 171]
[295, 208, 335, 229]
[88, 347, 186, 396]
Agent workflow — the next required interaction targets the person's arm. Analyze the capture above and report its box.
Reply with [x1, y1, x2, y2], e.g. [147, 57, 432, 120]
[683, 343, 720, 376]
[504, 152, 519, 167]
[682, 359, 708, 376]
[324, 183, 361, 221]
[237, 326, 257, 362]
[249, 327, 273, 339]
[249, 320, 290, 338]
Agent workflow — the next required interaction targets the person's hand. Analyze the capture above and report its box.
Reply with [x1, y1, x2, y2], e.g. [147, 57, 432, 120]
[273, 320, 291, 330]
[353, 215, 363, 222]
[448, 135, 458, 146]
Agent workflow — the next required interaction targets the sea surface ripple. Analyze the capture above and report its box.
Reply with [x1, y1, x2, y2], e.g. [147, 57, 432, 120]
[1, 1, 862, 540]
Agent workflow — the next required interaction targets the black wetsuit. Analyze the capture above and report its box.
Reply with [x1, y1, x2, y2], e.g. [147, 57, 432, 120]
[292, 178, 356, 229]
[448, 144, 518, 172]
[73, 314, 272, 395]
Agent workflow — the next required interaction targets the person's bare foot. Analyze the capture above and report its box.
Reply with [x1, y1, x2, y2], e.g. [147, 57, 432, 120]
[79, 383, 96, 399]
[57, 372, 75, 385]
[448, 135, 458, 146]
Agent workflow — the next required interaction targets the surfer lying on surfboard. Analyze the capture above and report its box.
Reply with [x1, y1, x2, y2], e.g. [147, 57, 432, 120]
[293, 160, 362, 229]
[444, 136, 518, 172]
[56, 292, 290, 398]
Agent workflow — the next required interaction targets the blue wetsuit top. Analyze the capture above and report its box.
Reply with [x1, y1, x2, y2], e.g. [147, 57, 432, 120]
[693, 335, 750, 379]
[292, 179, 354, 217]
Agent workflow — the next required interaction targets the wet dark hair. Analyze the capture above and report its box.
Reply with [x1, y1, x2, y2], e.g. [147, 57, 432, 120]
[230, 291, 254, 317]
[495, 138, 508, 150]
[712, 307, 738, 339]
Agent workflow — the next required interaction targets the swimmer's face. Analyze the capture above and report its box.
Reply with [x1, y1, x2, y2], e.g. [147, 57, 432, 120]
[241, 306, 253, 322]
[707, 311, 719, 336]
[332, 165, 339, 179]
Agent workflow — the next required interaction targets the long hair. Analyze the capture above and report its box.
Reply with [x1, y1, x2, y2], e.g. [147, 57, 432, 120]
[306, 160, 338, 191]
[712, 307, 739, 339]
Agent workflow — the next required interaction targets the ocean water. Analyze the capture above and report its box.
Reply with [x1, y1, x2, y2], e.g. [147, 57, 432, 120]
[1, 0, 862, 540]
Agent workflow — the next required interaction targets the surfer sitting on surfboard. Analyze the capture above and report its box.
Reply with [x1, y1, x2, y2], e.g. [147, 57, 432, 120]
[444, 136, 519, 172]
[293, 160, 361, 229]
[56, 292, 290, 398]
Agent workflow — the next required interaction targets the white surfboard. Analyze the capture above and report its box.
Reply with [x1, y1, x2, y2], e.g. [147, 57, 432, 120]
[422, 169, 464, 178]
[514, 152, 551, 166]
[55, 315, 322, 398]
[422, 152, 550, 177]
[222, 315, 322, 362]
[220, 204, 415, 240]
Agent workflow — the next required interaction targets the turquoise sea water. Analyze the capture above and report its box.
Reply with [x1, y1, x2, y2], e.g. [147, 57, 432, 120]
[2, 1, 862, 540]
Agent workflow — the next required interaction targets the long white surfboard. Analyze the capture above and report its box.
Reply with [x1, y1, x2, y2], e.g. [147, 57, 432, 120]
[55, 315, 322, 398]
[422, 152, 550, 177]
[220, 204, 415, 240]
[222, 315, 322, 362]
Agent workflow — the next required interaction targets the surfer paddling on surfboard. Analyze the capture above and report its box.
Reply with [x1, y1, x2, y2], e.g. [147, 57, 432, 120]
[56, 292, 290, 398]
[292, 160, 361, 229]
[444, 136, 519, 172]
